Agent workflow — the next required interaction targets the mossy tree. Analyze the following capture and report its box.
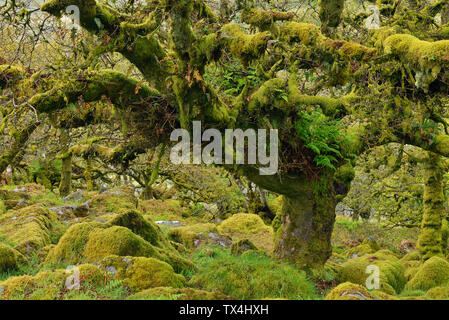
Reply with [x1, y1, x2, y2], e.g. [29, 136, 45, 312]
[4, 0, 449, 270]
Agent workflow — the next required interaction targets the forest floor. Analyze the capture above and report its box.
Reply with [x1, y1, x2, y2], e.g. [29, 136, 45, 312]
[0, 183, 447, 300]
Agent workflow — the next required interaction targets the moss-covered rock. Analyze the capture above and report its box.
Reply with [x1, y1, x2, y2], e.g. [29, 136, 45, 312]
[325, 282, 375, 300]
[45, 219, 194, 273]
[88, 185, 137, 215]
[218, 213, 274, 253]
[100, 255, 185, 292]
[127, 287, 228, 300]
[109, 209, 173, 248]
[218, 213, 271, 234]
[406, 256, 449, 290]
[0, 243, 27, 272]
[344, 239, 381, 258]
[167, 223, 218, 248]
[230, 239, 258, 255]
[44, 222, 99, 265]
[426, 285, 449, 299]
[0, 204, 57, 254]
[0, 264, 105, 300]
[337, 249, 406, 294]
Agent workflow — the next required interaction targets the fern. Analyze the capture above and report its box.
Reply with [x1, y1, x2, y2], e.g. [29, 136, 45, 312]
[296, 110, 344, 170]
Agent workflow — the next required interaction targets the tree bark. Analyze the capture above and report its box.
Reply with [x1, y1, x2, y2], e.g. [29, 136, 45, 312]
[417, 152, 444, 260]
[273, 177, 336, 270]
[59, 154, 72, 197]
[58, 128, 72, 197]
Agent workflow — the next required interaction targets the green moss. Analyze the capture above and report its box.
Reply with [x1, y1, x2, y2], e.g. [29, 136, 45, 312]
[280, 22, 376, 61]
[319, 0, 345, 32]
[0, 64, 25, 88]
[406, 256, 449, 290]
[344, 239, 381, 258]
[267, 195, 283, 232]
[44, 222, 100, 265]
[417, 153, 444, 260]
[0, 200, 5, 215]
[167, 223, 218, 248]
[222, 24, 272, 65]
[0, 204, 57, 255]
[189, 246, 316, 299]
[241, 8, 293, 31]
[108, 209, 173, 249]
[325, 282, 375, 300]
[280, 22, 322, 45]
[127, 287, 227, 300]
[426, 285, 449, 299]
[230, 239, 258, 255]
[0, 243, 27, 272]
[218, 213, 271, 235]
[45, 221, 194, 273]
[0, 264, 106, 300]
[334, 162, 355, 191]
[83, 226, 164, 262]
[100, 255, 185, 292]
[189, 33, 223, 69]
[338, 249, 406, 294]
[88, 186, 137, 215]
[383, 34, 449, 90]
[442, 219, 449, 254]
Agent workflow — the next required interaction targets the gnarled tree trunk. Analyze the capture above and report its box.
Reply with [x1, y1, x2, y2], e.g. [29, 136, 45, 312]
[417, 152, 444, 260]
[273, 176, 336, 270]
[243, 168, 337, 270]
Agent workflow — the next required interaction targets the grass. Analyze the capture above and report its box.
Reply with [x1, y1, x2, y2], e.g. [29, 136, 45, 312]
[188, 245, 317, 300]
[332, 215, 419, 255]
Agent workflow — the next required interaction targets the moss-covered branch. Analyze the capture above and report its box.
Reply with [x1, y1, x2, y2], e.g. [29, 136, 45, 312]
[0, 121, 40, 174]
[29, 70, 160, 113]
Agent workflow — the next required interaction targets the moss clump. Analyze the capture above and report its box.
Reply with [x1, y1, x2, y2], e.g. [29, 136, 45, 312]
[0, 243, 27, 272]
[167, 223, 218, 248]
[338, 249, 406, 294]
[88, 186, 137, 215]
[344, 239, 381, 258]
[280, 22, 322, 45]
[230, 239, 258, 255]
[325, 282, 375, 300]
[0, 200, 5, 215]
[406, 256, 449, 290]
[383, 34, 449, 90]
[0, 204, 57, 254]
[222, 24, 272, 65]
[189, 246, 316, 299]
[108, 209, 173, 249]
[426, 285, 449, 299]
[127, 287, 227, 300]
[139, 199, 187, 218]
[100, 255, 185, 292]
[268, 196, 283, 232]
[241, 8, 293, 31]
[0, 64, 25, 88]
[279, 22, 376, 61]
[319, 0, 345, 31]
[45, 220, 194, 273]
[218, 213, 271, 234]
[44, 222, 99, 266]
[0, 264, 105, 300]
[84, 226, 167, 263]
